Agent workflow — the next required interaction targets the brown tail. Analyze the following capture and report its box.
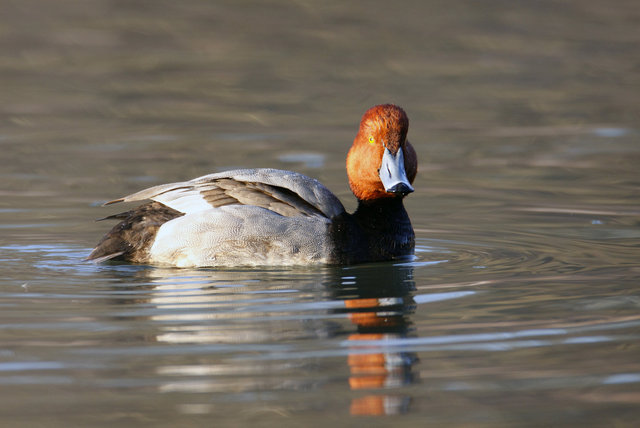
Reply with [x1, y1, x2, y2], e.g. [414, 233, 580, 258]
[87, 201, 183, 263]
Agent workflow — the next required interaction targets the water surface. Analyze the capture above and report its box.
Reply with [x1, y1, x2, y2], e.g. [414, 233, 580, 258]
[1, 1, 639, 426]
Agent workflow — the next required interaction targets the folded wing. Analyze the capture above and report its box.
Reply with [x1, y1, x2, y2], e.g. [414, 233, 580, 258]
[107, 168, 346, 219]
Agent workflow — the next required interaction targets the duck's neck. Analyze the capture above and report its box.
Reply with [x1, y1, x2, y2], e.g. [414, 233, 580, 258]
[330, 197, 414, 264]
[355, 195, 408, 224]
[354, 197, 414, 248]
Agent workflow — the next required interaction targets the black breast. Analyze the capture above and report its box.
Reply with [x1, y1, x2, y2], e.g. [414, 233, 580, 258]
[328, 197, 414, 264]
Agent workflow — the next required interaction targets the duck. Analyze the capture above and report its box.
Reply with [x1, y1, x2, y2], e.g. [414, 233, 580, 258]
[87, 104, 417, 267]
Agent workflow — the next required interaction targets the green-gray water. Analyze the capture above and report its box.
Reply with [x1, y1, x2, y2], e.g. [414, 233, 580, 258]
[1, 1, 639, 426]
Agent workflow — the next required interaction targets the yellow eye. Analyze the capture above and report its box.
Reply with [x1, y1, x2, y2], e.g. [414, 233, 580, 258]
[368, 136, 375, 145]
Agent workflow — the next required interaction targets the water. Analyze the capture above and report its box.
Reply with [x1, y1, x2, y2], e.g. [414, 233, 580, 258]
[1, 1, 639, 426]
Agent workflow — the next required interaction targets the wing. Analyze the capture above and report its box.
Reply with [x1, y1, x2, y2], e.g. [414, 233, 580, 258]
[105, 168, 346, 219]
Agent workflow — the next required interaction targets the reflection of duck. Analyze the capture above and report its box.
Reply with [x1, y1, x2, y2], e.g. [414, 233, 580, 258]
[88, 104, 417, 267]
[331, 264, 418, 416]
[124, 267, 340, 396]
[97, 263, 419, 415]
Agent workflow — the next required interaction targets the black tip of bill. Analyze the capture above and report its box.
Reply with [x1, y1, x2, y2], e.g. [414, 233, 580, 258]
[386, 182, 414, 195]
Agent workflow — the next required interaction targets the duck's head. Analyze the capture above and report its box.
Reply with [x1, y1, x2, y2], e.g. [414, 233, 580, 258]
[346, 104, 417, 202]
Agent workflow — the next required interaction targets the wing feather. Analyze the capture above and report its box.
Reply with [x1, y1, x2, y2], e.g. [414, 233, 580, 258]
[106, 168, 345, 219]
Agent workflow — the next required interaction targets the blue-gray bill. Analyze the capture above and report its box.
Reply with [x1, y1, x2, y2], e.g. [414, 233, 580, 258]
[379, 147, 414, 195]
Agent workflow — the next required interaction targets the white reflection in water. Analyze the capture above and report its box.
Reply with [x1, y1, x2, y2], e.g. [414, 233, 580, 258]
[132, 263, 434, 416]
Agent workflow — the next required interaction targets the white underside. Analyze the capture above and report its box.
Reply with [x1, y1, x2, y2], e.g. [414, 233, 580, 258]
[148, 205, 334, 267]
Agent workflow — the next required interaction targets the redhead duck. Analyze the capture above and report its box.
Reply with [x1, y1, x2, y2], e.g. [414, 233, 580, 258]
[88, 104, 417, 267]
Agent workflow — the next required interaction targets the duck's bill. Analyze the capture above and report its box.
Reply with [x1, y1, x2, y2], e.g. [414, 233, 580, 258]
[379, 146, 414, 195]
